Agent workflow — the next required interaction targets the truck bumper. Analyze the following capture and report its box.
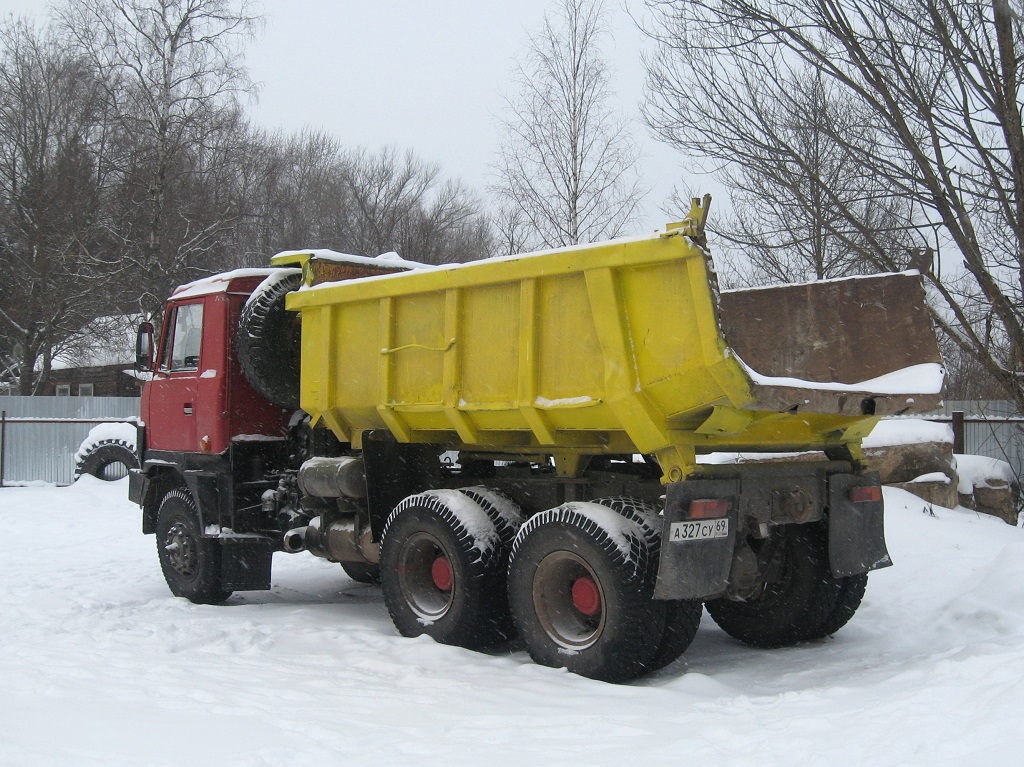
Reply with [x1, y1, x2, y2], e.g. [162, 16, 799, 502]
[653, 470, 890, 601]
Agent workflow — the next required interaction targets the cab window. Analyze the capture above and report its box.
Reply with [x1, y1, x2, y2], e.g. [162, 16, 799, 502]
[159, 303, 204, 372]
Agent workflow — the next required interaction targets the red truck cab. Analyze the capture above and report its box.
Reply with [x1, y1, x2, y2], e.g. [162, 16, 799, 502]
[140, 269, 289, 454]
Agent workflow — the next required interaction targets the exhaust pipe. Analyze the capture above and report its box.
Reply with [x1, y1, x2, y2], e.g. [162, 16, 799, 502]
[282, 526, 307, 553]
[283, 515, 379, 564]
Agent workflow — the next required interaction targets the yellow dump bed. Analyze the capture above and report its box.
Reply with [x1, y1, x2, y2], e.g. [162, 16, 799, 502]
[278, 200, 943, 482]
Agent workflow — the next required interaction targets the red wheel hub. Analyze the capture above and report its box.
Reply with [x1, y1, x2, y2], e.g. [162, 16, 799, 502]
[431, 556, 453, 591]
[571, 576, 601, 616]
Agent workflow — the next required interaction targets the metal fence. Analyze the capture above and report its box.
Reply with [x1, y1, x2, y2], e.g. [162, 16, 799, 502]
[930, 401, 1024, 483]
[877, 400, 1024, 483]
[2, 395, 1023, 487]
[0, 396, 140, 486]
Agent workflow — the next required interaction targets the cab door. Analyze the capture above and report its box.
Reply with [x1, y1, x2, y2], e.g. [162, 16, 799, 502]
[143, 300, 205, 452]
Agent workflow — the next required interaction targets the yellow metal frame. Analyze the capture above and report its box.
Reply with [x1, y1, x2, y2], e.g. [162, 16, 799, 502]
[284, 200, 879, 482]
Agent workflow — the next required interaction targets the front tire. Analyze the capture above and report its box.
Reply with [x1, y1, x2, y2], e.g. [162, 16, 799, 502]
[155, 488, 232, 605]
[508, 503, 664, 683]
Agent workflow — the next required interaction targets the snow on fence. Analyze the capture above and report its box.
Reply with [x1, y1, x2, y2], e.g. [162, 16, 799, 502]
[0, 396, 140, 486]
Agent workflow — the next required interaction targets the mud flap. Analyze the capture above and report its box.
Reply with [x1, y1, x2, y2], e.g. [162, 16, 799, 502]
[828, 472, 892, 577]
[654, 479, 739, 600]
[128, 468, 146, 505]
[220, 539, 274, 591]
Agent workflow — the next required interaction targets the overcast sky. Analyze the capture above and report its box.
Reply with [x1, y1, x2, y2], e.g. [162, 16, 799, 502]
[1, 0, 701, 231]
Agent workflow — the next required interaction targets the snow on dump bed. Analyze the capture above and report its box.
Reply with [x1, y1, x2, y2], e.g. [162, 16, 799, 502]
[295, 226, 691, 291]
[273, 248, 428, 271]
[172, 268, 280, 299]
[736, 354, 945, 396]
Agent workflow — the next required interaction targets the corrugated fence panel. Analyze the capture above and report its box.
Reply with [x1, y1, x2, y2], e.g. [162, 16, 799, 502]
[0, 396, 141, 419]
[0, 397, 140, 486]
[941, 401, 1024, 483]
[972, 424, 1024, 484]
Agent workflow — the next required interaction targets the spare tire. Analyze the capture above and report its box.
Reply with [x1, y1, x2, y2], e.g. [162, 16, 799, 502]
[75, 439, 140, 481]
[238, 269, 303, 409]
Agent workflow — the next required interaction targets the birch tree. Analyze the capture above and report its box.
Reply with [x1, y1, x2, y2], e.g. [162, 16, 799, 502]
[56, 0, 260, 316]
[493, 0, 645, 250]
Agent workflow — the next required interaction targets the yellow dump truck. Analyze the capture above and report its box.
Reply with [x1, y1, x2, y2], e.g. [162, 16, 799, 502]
[130, 197, 944, 682]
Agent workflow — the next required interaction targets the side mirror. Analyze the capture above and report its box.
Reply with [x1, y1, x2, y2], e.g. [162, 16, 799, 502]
[136, 321, 155, 371]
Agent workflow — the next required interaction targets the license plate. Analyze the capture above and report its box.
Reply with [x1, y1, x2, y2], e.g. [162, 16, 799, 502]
[669, 518, 729, 541]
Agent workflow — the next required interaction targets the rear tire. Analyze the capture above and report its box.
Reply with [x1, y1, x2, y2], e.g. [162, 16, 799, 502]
[806, 573, 868, 640]
[508, 503, 663, 683]
[649, 600, 703, 671]
[340, 560, 381, 585]
[380, 490, 514, 649]
[155, 488, 232, 605]
[592, 497, 701, 672]
[705, 524, 837, 648]
[591, 496, 661, 544]
[238, 269, 303, 409]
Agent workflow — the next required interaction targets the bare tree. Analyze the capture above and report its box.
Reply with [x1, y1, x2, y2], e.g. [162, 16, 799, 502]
[706, 68, 910, 285]
[491, 204, 535, 258]
[643, 0, 1024, 407]
[0, 19, 107, 394]
[222, 127, 345, 266]
[56, 0, 261, 316]
[340, 147, 492, 264]
[233, 135, 493, 266]
[493, 0, 645, 250]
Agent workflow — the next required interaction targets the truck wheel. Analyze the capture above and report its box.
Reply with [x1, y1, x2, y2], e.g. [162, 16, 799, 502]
[380, 490, 514, 649]
[705, 523, 837, 648]
[507, 503, 664, 682]
[591, 496, 662, 546]
[237, 269, 303, 410]
[458, 486, 524, 546]
[74, 439, 139, 481]
[340, 560, 381, 585]
[592, 497, 702, 672]
[649, 600, 703, 671]
[155, 488, 232, 605]
[805, 573, 868, 640]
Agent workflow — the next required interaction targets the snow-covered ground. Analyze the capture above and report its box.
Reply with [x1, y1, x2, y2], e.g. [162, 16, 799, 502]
[2, 478, 1023, 766]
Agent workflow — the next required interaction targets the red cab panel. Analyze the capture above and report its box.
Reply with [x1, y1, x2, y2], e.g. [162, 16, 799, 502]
[141, 271, 289, 454]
